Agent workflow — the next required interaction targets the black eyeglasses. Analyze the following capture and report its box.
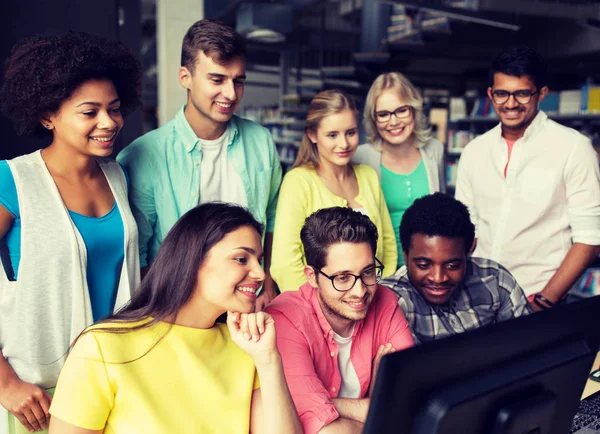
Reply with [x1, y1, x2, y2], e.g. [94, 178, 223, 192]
[374, 105, 412, 123]
[315, 258, 384, 292]
[491, 89, 539, 105]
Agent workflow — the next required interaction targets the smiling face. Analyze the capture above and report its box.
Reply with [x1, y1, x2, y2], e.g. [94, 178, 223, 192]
[307, 109, 359, 169]
[374, 89, 415, 148]
[488, 72, 547, 137]
[305, 242, 378, 332]
[180, 51, 246, 138]
[403, 234, 467, 305]
[44, 79, 123, 157]
[194, 225, 265, 314]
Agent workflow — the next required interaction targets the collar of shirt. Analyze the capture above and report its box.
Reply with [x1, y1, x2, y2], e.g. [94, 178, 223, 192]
[301, 283, 365, 342]
[174, 105, 240, 153]
[386, 264, 467, 310]
[490, 110, 548, 147]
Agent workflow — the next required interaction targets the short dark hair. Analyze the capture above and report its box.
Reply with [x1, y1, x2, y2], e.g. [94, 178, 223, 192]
[400, 193, 475, 254]
[300, 207, 378, 270]
[181, 19, 247, 72]
[489, 45, 548, 89]
[0, 32, 141, 137]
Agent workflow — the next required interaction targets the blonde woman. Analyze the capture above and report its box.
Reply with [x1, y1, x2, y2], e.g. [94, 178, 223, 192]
[271, 90, 397, 292]
[353, 72, 445, 268]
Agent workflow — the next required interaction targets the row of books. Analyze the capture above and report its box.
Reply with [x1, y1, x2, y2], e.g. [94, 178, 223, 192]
[541, 86, 600, 114]
[447, 130, 477, 152]
[449, 85, 600, 120]
[446, 162, 458, 188]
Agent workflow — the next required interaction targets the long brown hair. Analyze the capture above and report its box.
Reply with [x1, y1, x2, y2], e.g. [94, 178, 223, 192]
[68, 203, 264, 362]
[293, 89, 359, 169]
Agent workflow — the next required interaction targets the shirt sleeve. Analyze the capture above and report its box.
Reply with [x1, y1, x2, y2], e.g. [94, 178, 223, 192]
[269, 309, 339, 434]
[455, 148, 479, 236]
[253, 370, 261, 390]
[117, 146, 157, 268]
[265, 133, 282, 233]
[270, 170, 311, 292]
[434, 140, 447, 193]
[0, 161, 19, 218]
[564, 137, 600, 245]
[377, 177, 399, 277]
[49, 332, 114, 430]
[384, 295, 415, 350]
[495, 264, 533, 321]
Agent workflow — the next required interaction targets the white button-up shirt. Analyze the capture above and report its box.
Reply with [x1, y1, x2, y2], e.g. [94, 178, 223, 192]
[456, 111, 600, 296]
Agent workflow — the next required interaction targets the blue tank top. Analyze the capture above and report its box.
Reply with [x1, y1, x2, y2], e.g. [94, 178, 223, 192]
[0, 160, 126, 322]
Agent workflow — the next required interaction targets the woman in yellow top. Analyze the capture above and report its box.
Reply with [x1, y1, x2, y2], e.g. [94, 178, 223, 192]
[48, 203, 302, 434]
[271, 89, 397, 292]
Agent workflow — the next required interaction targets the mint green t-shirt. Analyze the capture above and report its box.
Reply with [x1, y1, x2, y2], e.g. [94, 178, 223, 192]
[381, 159, 430, 267]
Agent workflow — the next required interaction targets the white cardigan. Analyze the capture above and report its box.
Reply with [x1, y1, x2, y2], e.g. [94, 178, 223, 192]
[0, 151, 140, 388]
[352, 138, 446, 193]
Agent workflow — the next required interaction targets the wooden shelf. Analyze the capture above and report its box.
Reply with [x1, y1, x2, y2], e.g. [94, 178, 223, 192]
[450, 113, 600, 124]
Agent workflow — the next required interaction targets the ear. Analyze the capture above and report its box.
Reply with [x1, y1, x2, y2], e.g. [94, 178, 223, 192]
[179, 66, 192, 90]
[306, 129, 317, 145]
[402, 251, 408, 267]
[304, 265, 319, 288]
[537, 86, 549, 105]
[40, 115, 54, 131]
[469, 238, 477, 255]
[487, 87, 493, 101]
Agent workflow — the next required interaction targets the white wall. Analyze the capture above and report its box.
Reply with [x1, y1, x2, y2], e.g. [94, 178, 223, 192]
[156, 0, 203, 125]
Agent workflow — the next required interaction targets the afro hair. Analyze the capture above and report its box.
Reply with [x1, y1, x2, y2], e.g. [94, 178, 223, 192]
[400, 193, 475, 254]
[0, 32, 141, 137]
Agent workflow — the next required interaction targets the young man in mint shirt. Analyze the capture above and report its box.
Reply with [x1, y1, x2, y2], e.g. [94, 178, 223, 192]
[118, 19, 281, 309]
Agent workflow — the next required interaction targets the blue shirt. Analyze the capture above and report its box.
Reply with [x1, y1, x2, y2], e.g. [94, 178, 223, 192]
[0, 161, 125, 322]
[117, 106, 282, 267]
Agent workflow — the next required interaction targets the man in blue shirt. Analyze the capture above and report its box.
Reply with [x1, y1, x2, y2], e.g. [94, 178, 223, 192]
[118, 19, 281, 308]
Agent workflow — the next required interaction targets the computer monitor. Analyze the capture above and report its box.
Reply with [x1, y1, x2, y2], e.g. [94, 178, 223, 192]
[364, 295, 600, 434]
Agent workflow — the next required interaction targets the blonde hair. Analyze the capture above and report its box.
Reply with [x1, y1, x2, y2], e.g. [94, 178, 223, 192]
[363, 72, 431, 149]
[293, 89, 359, 169]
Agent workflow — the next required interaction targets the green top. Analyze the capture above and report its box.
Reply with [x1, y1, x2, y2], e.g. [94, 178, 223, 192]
[381, 159, 430, 267]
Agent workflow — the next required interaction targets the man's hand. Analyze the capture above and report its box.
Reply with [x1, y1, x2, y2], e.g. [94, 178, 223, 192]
[369, 343, 395, 396]
[255, 278, 278, 312]
[0, 378, 52, 432]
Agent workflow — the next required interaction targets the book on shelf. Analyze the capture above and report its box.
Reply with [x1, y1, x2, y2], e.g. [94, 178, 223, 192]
[581, 85, 600, 113]
[447, 130, 476, 152]
[559, 90, 581, 114]
[539, 92, 559, 114]
[449, 97, 467, 121]
[446, 161, 458, 188]
[470, 97, 494, 118]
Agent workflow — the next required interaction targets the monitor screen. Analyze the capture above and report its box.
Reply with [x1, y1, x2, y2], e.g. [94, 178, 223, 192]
[364, 295, 600, 434]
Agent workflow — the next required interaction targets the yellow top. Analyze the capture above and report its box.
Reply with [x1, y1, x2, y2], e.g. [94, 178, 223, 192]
[50, 320, 259, 434]
[271, 164, 397, 292]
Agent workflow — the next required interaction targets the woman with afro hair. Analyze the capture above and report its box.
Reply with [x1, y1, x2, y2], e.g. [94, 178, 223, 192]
[0, 32, 142, 434]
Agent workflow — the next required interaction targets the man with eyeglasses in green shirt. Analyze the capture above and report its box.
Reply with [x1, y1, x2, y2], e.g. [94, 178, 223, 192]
[118, 19, 282, 309]
[456, 46, 600, 313]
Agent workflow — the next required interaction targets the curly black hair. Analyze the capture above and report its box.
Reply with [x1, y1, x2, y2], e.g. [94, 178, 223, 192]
[0, 32, 142, 137]
[399, 193, 475, 254]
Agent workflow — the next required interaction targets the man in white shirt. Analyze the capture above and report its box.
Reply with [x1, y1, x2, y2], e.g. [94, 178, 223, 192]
[456, 46, 600, 311]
